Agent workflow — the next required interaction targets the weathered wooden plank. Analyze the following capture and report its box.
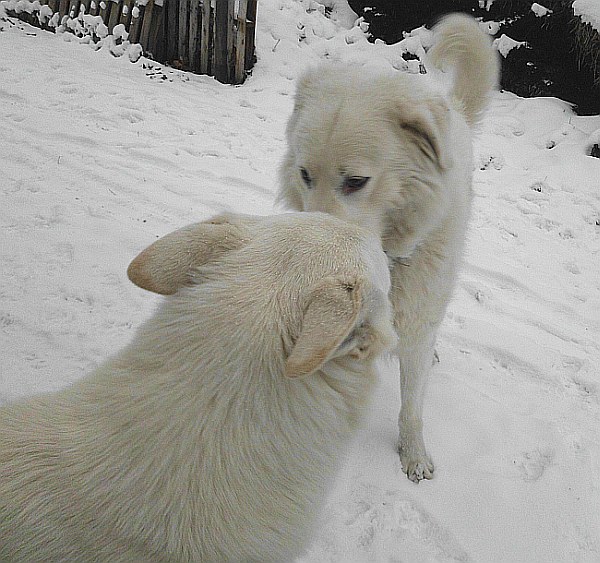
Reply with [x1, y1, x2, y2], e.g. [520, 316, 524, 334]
[139, 0, 154, 50]
[148, 0, 165, 59]
[188, 0, 201, 72]
[107, 0, 122, 33]
[69, 0, 80, 19]
[79, 0, 92, 16]
[234, 0, 248, 84]
[58, 0, 70, 18]
[98, 0, 110, 22]
[213, 0, 229, 82]
[177, 0, 189, 65]
[87, 0, 99, 16]
[227, 0, 235, 81]
[120, 0, 134, 28]
[128, 0, 144, 44]
[200, 0, 210, 75]
[245, 0, 257, 71]
[165, 0, 178, 63]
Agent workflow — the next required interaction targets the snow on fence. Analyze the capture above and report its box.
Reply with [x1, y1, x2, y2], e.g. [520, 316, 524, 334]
[1, 0, 258, 84]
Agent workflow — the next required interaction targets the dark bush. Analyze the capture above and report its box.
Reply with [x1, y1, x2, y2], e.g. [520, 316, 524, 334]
[348, 0, 600, 115]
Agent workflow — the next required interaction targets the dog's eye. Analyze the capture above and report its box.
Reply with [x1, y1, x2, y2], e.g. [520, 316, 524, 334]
[300, 168, 312, 188]
[342, 176, 369, 195]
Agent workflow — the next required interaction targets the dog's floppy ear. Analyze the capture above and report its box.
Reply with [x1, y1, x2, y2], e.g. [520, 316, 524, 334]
[127, 215, 253, 295]
[284, 276, 363, 379]
[396, 98, 449, 170]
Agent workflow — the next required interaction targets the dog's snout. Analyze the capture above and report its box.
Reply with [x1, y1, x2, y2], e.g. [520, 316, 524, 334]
[304, 188, 344, 218]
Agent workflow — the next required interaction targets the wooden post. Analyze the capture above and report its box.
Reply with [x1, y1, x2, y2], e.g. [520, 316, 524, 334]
[200, 0, 210, 75]
[120, 0, 134, 28]
[58, 0, 70, 18]
[178, 0, 189, 66]
[79, 0, 91, 15]
[98, 0, 110, 23]
[128, 0, 144, 44]
[107, 0, 123, 33]
[165, 0, 178, 63]
[189, 0, 201, 72]
[227, 0, 236, 82]
[245, 0, 257, 71]
[67, 0, 80, 19]
[139, 0, 154, 51]
[87, 0, 98, 16]
[213, 0, 229, 83]
[149, 0, 165, 60]
[234, 0, 247, 84]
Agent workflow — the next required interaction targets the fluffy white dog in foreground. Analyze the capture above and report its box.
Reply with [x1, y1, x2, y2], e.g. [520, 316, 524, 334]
[0, 212, 396, 562]
[278, 14, 499, 482]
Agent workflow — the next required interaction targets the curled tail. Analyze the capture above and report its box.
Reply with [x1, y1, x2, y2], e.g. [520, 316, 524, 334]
[428, 13, 499, 127]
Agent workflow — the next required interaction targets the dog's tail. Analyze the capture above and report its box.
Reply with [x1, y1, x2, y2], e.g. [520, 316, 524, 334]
[428, 14, 499, 128]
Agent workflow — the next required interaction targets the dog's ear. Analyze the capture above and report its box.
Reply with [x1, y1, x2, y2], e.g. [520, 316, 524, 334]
[396, 98, 449, 170]
[284, 276, 363, 379]
[127, 214, 255, 295]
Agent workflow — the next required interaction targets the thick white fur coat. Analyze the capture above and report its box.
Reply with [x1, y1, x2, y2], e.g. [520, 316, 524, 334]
[0, 212, 396, 562]
[278, 14, 499, 482]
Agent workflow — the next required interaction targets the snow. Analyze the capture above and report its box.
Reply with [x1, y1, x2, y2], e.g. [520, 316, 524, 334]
[573, 0, 600, 33]
[531, 2, 552, 17]
[1, 1, 600, 561]
[493, 34, 528, 58]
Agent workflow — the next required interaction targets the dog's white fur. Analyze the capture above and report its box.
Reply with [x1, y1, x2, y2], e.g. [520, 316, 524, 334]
[0, 212, 396, 562]
[278, 14, 499, 482]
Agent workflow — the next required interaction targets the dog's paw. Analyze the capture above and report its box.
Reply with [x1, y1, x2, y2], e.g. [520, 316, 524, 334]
[402, 456, 434, 483]
[398, 441, 435, 483]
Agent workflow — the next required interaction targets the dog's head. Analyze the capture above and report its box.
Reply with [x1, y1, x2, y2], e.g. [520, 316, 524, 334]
[278, 63, 464, 259]
[128, 212, 396, 380]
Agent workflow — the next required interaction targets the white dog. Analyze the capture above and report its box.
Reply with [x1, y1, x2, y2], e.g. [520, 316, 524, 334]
[278, 14, 499, 482]
[0, 212, 396, 562]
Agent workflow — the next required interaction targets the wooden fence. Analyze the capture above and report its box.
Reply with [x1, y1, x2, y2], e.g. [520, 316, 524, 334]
[3, 0, 258, 84]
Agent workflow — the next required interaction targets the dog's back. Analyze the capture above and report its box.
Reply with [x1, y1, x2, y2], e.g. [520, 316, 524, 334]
[0, 212, 395, 562]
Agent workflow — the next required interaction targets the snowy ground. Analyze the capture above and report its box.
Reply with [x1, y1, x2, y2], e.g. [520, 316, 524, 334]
[1, 1, 600, 562]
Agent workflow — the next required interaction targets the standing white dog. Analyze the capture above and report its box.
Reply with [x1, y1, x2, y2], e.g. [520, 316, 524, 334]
[0, 212, 396, 561]
[278, 14, 499, 482]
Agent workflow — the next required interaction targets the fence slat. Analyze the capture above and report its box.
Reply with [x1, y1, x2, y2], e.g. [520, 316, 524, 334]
[227, 0, 235, 82]
[58, 0, 69, 18]
[177, 0, 189, 66]
[200, 0, 210, 75]
[128, 0, 144, 44]
[165, 0, 178, 63]
[68, 0, 80, 19]
[120, 0, 134, 27]
[148, 0, 164, 60]
[79, 0, 91, 16]
[98, 0, 110, 22]
[213, 0, 229, 83]
[107, 0, 122, 33]
[189, 0, 201, 73]
[234, 0, 248, 84]
[139, 0, 154, 51]
[245, 0, 257, 71]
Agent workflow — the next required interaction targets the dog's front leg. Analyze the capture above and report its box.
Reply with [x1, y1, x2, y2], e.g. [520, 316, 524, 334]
[396, 333, 436, 483]
[390, 255, 444, 483]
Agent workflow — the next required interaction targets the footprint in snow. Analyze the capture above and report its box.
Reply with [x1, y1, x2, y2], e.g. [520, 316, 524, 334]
[302, 484, 471, 562]
[512, 447, 554, 481]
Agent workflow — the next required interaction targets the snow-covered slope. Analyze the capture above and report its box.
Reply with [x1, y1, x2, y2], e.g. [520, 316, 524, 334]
[1, 2, 599, 561]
